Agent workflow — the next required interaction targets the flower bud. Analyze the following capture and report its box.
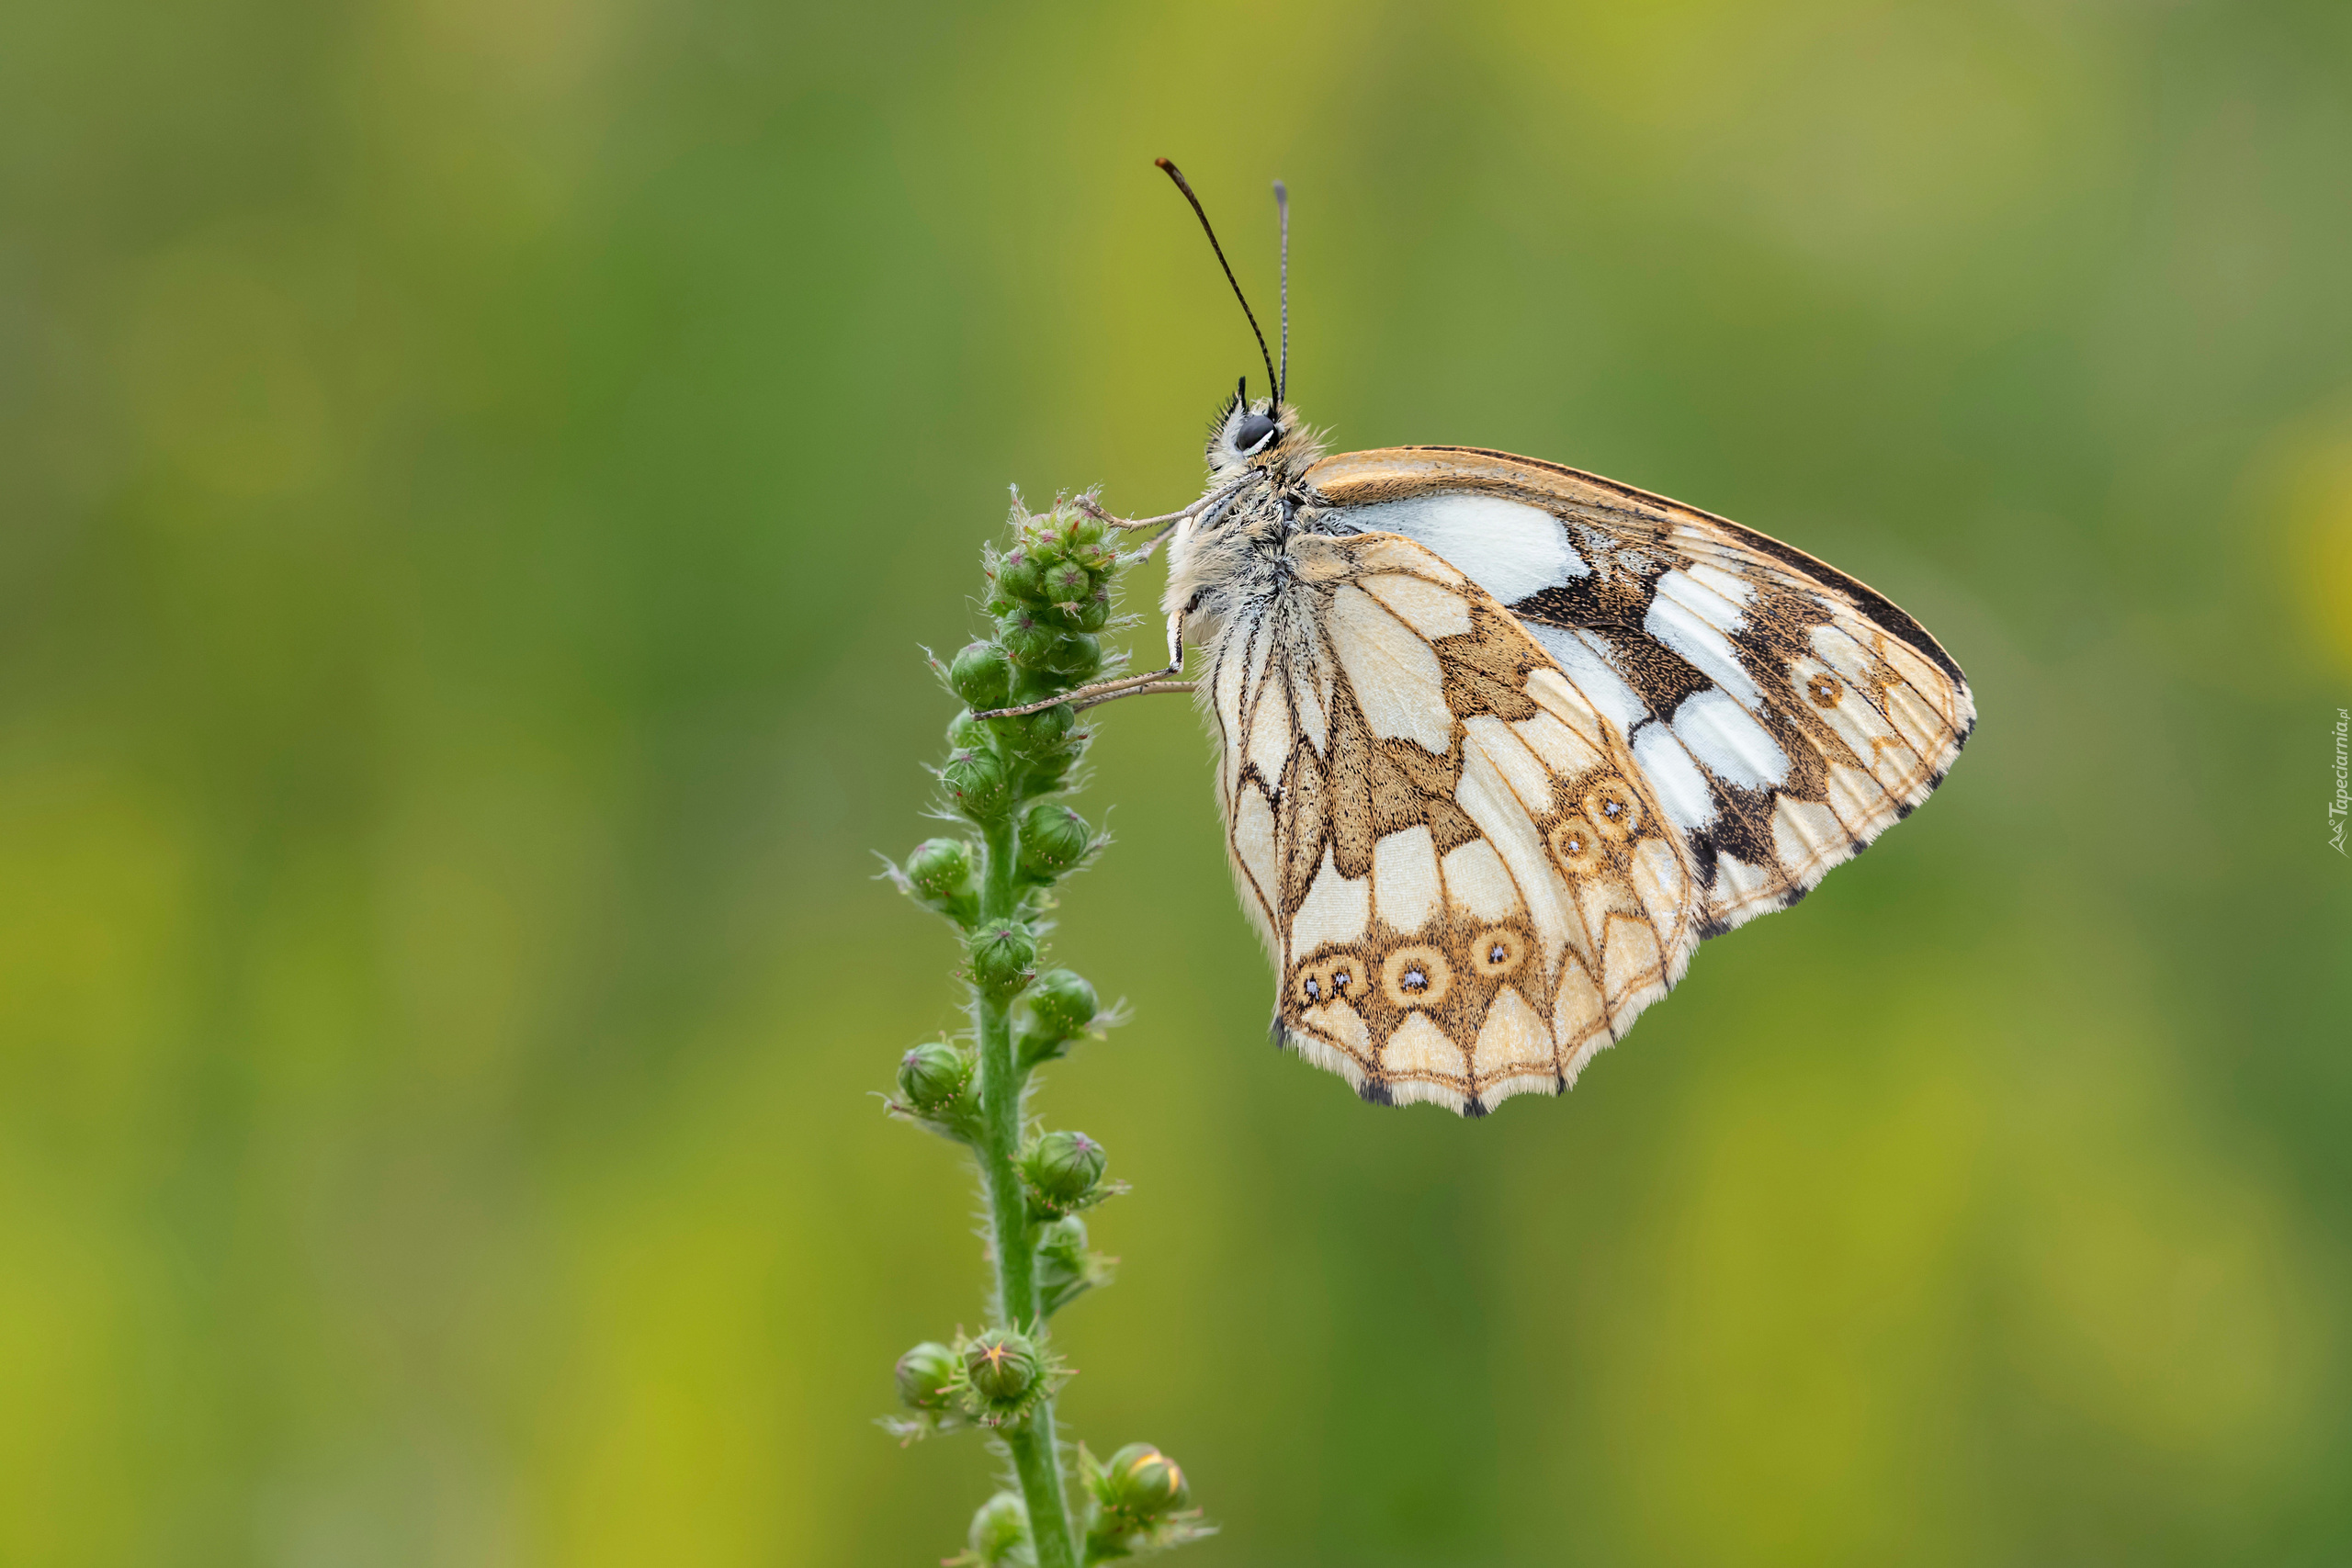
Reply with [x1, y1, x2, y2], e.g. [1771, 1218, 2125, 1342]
[894, 1341, 960, 1412]
[1098, 1443, 1191, 1518]
[949, 641, 1014, 712]
[1023, 968, 1099, 1042]
[963, 1327, 1043, 1405]
[897, 1041, 973, 1113]
[995, 548, 1046, 604]
[943, 749, 1012, 820]
[999, 614, 1066, 670]
[1035, 631, 1102, 680]
[945, 709, 989, 751]
[1022, 749, 1077, 794]
[967, 1491, 1030, 1565]
[1036, 1214, 1088, 1272]
[966, 921, 1036, 994]
[1011, 702, 1075, 757]
[1021, 1130, 1106, 1207]
[902, 838, 975, 910]
[1062, 591, 1113, 633]
[1017, 804, 1091, 881]
[1041, 559, 1092, 604]
[1014, 512, 1063, 556]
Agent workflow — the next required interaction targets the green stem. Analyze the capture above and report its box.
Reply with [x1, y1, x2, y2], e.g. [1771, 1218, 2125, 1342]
[974, 813, 1079, 1568]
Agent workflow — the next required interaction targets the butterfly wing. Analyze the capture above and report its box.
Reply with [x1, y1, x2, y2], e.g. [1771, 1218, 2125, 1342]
[1207, 529, 1703, 1115]
[1305, 446, 1975, 939]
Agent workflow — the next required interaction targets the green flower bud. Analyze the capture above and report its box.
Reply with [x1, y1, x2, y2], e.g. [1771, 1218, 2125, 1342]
[1021, 1130, 1106, 1207]
[943, 749, 1012, 820]
[1034, 1213, 1114, 1316]
[1023, 968, 1099, 1042]
[945, 709, 989, 750]
[1062, 591, 1113, 633]
[1015, 512, 1063, 557]
[995, 548, 1046, 604]
[966, 920, 1036, 994]
[1041, 559, 1092, 604]
[1022, 747, 1077, 793]
[997, 613, 1060, 668]
[1036, 631, 1102, 680]
[894, 1341, 960, 1412]
[963, 1327, 1043, 1405]
[949, 641, 1014, 712]
[967, 1491, 1031, 1565]
[1011, 702, 1076, 757]
[1098, 1443, 1191, 1519]
[897, 1041, 973, 1113]
[1036, 1214, 1088, 1273]
[1017, 803, 1091, 881]
[902, 838, 975, 909]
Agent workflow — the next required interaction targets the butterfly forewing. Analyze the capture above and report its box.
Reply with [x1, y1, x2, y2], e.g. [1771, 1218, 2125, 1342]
[1306, 447, 1975, 941]
[1207, 530, 1702, 1115]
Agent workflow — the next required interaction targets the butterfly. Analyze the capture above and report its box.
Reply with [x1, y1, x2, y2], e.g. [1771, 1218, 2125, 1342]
[984, 161, 1974, 1116]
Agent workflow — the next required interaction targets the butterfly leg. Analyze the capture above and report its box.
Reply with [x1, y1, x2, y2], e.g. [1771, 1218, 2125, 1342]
[976, 609, 1188, 719]
[1077, 479, 1247, 532]
[1119, 519, 1185, 565]
[1070, 680, 1192, 712]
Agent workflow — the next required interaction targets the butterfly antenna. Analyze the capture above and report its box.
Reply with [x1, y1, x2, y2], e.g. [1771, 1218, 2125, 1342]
[1273, 179, 1289, 405]
[1156, 157, 1280, 410]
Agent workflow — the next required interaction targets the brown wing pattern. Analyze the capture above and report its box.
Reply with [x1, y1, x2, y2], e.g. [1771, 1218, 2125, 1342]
[1304, 447, 1974, 941]
[1204, 531, 1702, 1115]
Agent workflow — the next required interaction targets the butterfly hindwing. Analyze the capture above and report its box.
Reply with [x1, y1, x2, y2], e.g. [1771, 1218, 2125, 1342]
[1307, 447, 1974, 941]
[1205, 530, 1702, 1115]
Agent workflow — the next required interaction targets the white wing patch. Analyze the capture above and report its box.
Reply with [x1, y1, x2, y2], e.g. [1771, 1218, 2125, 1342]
[1338, 493, 1588, 603]
[1329, 585, 1453, 751]
[1522, 624, 1652, 735]
[1668, 688, 1790, 790]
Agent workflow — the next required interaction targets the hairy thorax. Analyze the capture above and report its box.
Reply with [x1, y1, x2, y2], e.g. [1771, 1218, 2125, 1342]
[1162, 405, 1330, 649]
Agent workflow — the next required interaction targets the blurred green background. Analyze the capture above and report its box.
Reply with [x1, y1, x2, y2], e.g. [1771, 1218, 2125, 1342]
[4, 0, 2349, 1562]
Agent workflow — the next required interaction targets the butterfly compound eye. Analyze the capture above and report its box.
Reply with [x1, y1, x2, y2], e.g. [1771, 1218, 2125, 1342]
[1233, 411, 1279, 454]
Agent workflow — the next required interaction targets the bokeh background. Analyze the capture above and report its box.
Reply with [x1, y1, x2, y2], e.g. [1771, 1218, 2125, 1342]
[5, 0, 2350, 1562]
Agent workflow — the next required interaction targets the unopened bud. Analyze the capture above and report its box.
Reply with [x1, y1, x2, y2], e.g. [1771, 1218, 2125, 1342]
[997, 613, 1060, 668]
[943, 749, 1012, 820]
[1021, 1130, 1106, 1207]
[966, 921, 1036, 994]
[904, 838, 975, 907]
[967, 1491, 1030, 1565]
[1098, 1443, 1190, 1518]
[1012, 702, 1076, 758]
[994, 548, 1046, 604]
[1017, 804, 1091, 881]
[897, 1041, 973, 1113]
[945, 709, 989, 750]
[963, 1327, 1043, 1405]
[949, 641, 1014, 712]
[1041, 559, 1092, 604]
[1036, 1214, 1088, 1271]
[894, 1341, 960, 1412]
[1023, 968, 1099, 1042]
[1037, 631, 1102, 680]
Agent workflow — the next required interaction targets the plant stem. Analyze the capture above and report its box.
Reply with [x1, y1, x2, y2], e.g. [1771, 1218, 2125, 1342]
[974, 814, 1079, 1568]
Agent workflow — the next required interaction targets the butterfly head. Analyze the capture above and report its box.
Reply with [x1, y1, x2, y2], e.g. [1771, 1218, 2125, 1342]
[1207, 378, 1306, 478]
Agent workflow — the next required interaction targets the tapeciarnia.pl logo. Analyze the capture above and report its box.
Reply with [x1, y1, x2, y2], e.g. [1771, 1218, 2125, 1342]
[2332, 707, 2348, 856]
